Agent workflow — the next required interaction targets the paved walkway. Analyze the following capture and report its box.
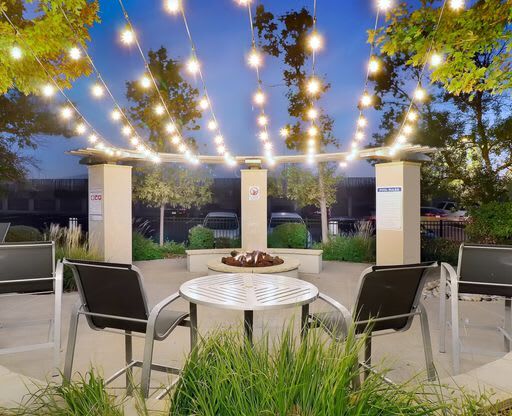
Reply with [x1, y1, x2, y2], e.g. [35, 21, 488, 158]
[0, 259, 511, 405]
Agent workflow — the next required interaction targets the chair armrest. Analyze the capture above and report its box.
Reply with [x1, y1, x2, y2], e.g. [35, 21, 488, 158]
[317, 293, 353, 338]
[440, 262, 458, 284]
[147, 292, 183, 334]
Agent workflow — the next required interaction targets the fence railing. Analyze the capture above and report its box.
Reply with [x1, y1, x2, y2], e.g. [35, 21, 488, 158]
[420, 220, 467, 242]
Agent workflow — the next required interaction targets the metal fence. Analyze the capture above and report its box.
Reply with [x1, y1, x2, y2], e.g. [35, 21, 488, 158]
[420, 220, 467, 242]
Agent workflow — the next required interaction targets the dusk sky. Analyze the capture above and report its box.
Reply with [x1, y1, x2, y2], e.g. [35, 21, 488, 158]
[29, 0, 382, 179]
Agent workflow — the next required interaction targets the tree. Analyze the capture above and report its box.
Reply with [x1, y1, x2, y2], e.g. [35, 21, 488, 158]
[269, 164, 340, 219]
[0, 89, 72, 183]
[254, 5, 338, 242]
[0, 0, 100, 94]
[134, 167, 213, 245]
[369, 0, 512, 205]
[125, 47, 202, 151]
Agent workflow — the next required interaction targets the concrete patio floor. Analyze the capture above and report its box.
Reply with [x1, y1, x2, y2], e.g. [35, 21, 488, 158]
[0, 259, 510, 401]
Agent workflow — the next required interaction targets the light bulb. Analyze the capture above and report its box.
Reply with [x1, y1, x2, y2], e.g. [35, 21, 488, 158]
[403, 124, 413, 135]
[352, 141, 358, 148]
[165, 0, 181, 14]
[96, 143, 105, 150]
[42, 84, 55, 97]
[120, 29, 135, 45]
[357, 116, 367, 128]
[360, 93, 372, 107]
[306, 77, 321, 95]
[235, 0, 251, 5]
[307, 32, 323, 51]
[264, 142, 272, 150]
[308, 138, 315, 147]
[377, 0, 393, 10]
[397, 134, 407, 144]
[88, 134, 98, 144]
[280, 127, 289, 138]
[307, 108, 318, 120]
[368, 57, 380, 73]
[214, 135, 224, 145]
[137, 144, 145, 152]
[111, 109, 121, 121]
[139, 75, 151, 89]
[430, 53, 443, 67]
[207, 120, 218, 130]
[247, 49, 262, 68]
[217, 145, 226, 155]
[151, 154, 161, 163]
[154, 104, 165, 115]
[91, 83, 104, 98]
[407, 111, 418, 122]
[60, 106, 73, 119]
[259, 131, 268, 141]
[11, 46, 22, 60]
[414, 87, 426, 101]
[449, 0, 464, 10]
[257, 115, 268, 126]
[186, 57, 200, 74]
[308, 126, 318, 137]
[355, 131, 364, 140]
[69, 47, 81, 60]
[253, 90, 265, 106]
[171, 135, 181, 144]
[199, 97, 209, 110]
[75, 123, 86, 134]
[166, 122, 176, 133]
[131, 137, 139, 146]
[122, 125, 132, 136]
[178, 143, 187, 153]
[339, 161, 348, 168]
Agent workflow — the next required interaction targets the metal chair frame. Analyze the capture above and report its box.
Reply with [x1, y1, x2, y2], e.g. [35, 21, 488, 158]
[439, 244, 512, 375]
[62, 260, 191, 399]
[0, 223, 9, 242]
[0, 241, 62, 374]
[306, 263, 437, 382]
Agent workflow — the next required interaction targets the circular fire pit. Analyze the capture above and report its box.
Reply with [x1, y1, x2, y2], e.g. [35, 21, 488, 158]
[207, 250, 300, 277]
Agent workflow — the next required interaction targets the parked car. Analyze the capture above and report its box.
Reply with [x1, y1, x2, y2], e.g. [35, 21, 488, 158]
[435, 201, 468, 220]
[421, 207, 448, 220]
[203, 212, 240, 240]
[268, 212, 313, 247]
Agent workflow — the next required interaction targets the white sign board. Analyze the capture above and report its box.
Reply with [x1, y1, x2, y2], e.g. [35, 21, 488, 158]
[376, 186, 403, 230]
[248, 185, 260, 201]
[89, 189, 103, 221]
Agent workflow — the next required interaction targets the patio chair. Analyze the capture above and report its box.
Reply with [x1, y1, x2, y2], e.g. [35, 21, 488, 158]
[62, 259, 191, 399]
[0, 241, 62, 373]
[439, 243, 512, 375]
[305, 262, 438, 381]
[0, 223, 9, 242]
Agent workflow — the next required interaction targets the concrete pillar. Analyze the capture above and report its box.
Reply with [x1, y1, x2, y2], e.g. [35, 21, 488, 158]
[88, 164, 132, 263]
[241, 169, 267, 251]
[375, 161, 421, 265]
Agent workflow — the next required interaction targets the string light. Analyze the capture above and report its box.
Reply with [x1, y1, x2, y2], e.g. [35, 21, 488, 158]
[120, 28, 135, 45]
[357, 116, 367, 128]
[403, 124, 413, 135]
[407, 111, 418, 122]
[306, 77, 321, 95]
[247, 48, 262, 68]
[307, 108, 319, 120]
[397, 134, 407, 144]
[88, 134, 98, 143]
[214, 135, 224, 145]
[368, 57, 380, 73]
[339, 161, 347, 168]
[91, 83, 104, 98]
[413, 87, 427, 101]
[217, 144, 226, 154]
[355, 131, 364, 140]
[111, 109, 121, 121]
[69, 47, 81, 60]
[122, 125, 132, 136]
[308, 126, 318, 137]
[307, 31, 323, 51]
[75, 123, 87, 134]
[199, 97, 209, 110]
[207, 120, 218, 130]
[165, 122, 176, 133]
[264, 142, 272, 150]
[10, 46, 22, 60]
[171, 135, 181, 144]
[130, 137, 139, 145]
[41, 84, 55, 97]
[280, 127, 290, 138]
[60, 106, 73, 119]
[430, 53, 443, 67]
[259, 131, 269, 141]
[253, 89, 265, 106]
[360, 92, 372, 107]
[257, 115, 268, 126]
[377, 0, 393, 10]
[154, 104, 165, 115]
[235, 0, 251, 5]
[139, 75, 151, 89]
[164, 0, 181, 14]
[449, 0, 464, 10]
[186, 57, 200, 74]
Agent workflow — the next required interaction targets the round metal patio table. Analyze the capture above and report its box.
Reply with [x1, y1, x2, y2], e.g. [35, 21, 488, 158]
[179, 273, 319, 345]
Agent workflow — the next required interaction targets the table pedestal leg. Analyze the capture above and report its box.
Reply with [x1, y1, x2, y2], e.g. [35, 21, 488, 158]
[190, 303, 198, 349]
[244, 310, 253, 345]
[301, 304, 310, 340]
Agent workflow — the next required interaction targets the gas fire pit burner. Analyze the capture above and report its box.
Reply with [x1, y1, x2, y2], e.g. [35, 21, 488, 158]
[222, 250, 284, 268]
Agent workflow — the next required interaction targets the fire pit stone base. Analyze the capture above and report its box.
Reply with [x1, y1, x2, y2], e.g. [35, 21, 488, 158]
[207, 252, 300, 277]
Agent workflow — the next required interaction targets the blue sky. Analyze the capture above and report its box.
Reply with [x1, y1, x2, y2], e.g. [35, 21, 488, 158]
[28, 0, 380, 178]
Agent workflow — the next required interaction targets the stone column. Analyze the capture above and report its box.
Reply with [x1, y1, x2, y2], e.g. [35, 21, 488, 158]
[241, 169, 267, 251]
[88, 164, 132, 263]
[375, 161, 421, 265]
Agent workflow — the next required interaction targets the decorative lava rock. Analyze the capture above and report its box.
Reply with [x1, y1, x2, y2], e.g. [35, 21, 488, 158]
[222, 250, 284, 268]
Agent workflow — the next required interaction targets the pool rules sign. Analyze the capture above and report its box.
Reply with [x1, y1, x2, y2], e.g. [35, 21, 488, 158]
[89, 189, 103, 221]
[376, 186, 403, 231]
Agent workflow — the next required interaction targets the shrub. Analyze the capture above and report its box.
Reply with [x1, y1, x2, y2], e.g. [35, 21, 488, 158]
[421, 237, 460, 265]
[161, 240, 187, 256]
[188, 225, 214, 249]
[5, 225, 42, 242]
[214, 237, 241, 249]
[466, 201, 512, 244]
[317, 235, 376, 263]
[132, 232, 163, 261]
[268, 223, 308, 248]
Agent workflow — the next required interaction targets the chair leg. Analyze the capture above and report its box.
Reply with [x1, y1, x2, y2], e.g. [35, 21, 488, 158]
[125, 331, 133, 396]
[141, 333, 156, 398]
[53, 275, 63, 377]
[439, 265, 447, 353]
[63, 304, 80, 382]
[418, 304, 436, 381]
[301, 304, 309, 340]
[190, 303, 198, 350]
[363, 336, 372, 381]
[504, 299, 511, 352]
[450, 281, 460, 375]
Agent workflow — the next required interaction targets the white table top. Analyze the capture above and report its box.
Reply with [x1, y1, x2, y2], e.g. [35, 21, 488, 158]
[179, 273, 319, 311]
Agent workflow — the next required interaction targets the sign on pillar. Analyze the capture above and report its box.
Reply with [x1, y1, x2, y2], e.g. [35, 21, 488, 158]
[375, 162, 421, 265]
[241, 169, 267, 251]
[88, 164, 132, 263]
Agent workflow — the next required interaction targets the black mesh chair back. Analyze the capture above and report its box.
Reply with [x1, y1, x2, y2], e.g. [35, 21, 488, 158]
[354, 262, 436, 334]
[0, 241, 54, 294]
[65, 259, 149, 333]
[0, 223, 9, 242]
[458, 244, 512, 298]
